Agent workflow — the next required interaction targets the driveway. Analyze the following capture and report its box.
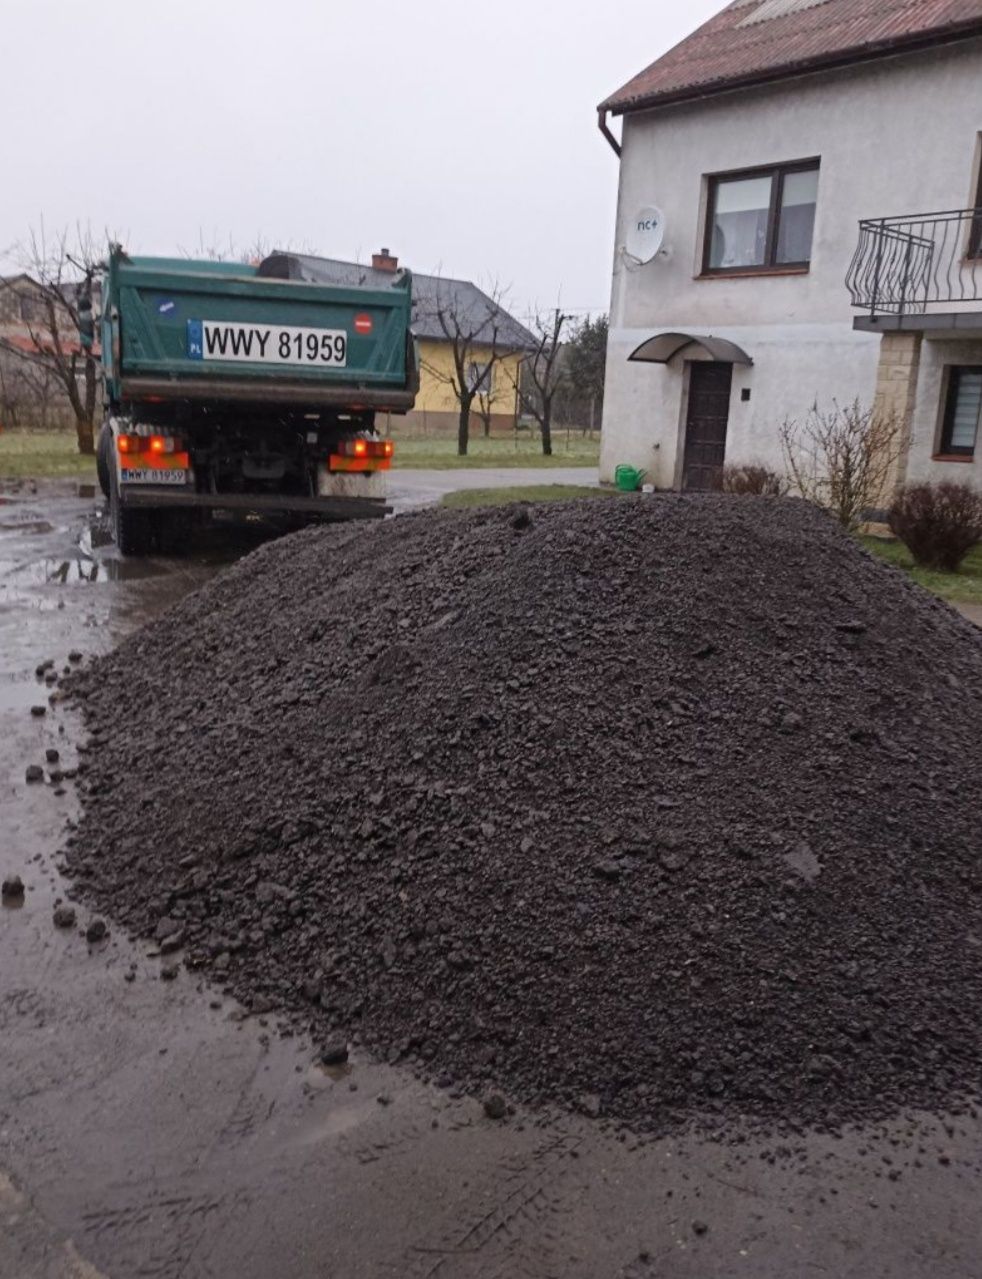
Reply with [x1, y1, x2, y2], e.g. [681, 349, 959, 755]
[387, 465, 599, 513]
[1, 480, 980, 1279]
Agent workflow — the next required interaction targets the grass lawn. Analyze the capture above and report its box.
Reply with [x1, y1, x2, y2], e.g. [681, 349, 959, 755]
[861, 535, 982, 606]
[0, 428, 598, 480]
[441, 484, 615, 509]
[392, 434, 599, 470]
[0, 430, 96, 480]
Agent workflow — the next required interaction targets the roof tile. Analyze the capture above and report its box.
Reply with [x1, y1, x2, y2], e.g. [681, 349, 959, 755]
[263, 254, 536, 351]
[602, 0, 982, 114]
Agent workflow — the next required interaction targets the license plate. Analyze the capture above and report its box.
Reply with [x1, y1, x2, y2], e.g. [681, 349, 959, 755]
[120, 468, 188, 485]
[187, 319, 347, 368]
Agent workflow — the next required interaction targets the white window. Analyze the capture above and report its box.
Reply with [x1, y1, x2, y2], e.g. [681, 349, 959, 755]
[941, 367, 982, 456]
[467, 362, 494, 396]
[705, 161, 819, 273]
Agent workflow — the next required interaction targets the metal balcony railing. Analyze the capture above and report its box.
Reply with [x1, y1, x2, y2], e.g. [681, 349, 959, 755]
[846, 208, 982, 318]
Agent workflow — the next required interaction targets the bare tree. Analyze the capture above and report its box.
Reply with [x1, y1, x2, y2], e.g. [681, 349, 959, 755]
[780, 399, 904, 531]
[0, 225, 102, 453]
[419, 280, 511, 456]
[0, 356, 67, 430]
[474, 376, 501, 439]
[180, 232, 320, 265]
[513, 308, 568, 456]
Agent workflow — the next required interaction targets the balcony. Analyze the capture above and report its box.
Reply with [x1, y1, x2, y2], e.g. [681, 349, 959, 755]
[846, 208, 982, 333]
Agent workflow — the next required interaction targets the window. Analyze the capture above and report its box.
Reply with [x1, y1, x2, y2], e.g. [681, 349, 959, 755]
[19, 295, 44, 324]
[704, 160, 819, 274]
[940, 366, 982, 457]
[466, 362, 494, 397]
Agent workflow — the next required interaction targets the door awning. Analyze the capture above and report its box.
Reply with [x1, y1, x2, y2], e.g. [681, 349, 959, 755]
[628, 332, 753, 366]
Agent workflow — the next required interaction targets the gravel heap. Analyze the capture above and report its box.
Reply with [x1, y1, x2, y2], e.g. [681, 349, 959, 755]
[65, 496, 982, 1134]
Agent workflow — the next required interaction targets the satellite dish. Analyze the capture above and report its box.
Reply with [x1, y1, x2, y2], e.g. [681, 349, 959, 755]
[626, 206, 666, 264]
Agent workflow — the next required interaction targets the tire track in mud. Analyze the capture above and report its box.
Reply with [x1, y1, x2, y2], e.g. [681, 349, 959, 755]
[0, 986, 53, 1031]
[388, 1131, 582, 1278]
[79, 1188, 249, 1279]
[337, 1112, 431, 1166]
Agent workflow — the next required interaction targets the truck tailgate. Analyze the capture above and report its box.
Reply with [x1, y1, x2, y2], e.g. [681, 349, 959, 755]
[108, 257, 414, 408]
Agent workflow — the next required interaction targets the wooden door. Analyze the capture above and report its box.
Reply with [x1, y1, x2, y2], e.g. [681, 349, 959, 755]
[682, 362, 732, 491]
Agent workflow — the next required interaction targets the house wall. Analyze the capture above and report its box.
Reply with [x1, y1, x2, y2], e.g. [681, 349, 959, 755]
[405, 340, 522, 434]
[600, 38, 982, 486]
[906, 336, 982, 486]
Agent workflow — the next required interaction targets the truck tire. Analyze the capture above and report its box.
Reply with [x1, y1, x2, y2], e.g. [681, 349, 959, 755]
[109, 467, 152, 556]
[96, 422, 112, 498]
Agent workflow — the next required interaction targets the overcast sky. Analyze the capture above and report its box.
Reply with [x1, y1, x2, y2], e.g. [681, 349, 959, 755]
[1, 0, 720, 318]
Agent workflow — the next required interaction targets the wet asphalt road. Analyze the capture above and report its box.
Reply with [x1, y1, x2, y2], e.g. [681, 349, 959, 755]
[2, 479, 982, 1279]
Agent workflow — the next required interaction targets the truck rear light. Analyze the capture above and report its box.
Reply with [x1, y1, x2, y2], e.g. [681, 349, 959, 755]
[337, 438, 392, 459]
[118, 433, 185, 457]
[149, 434, 182, 455]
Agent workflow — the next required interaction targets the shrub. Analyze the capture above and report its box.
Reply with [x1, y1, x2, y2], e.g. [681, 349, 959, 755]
[714, 464, 787, 496]
[780, 400, 902, 531]
[888, 482, 982, 571]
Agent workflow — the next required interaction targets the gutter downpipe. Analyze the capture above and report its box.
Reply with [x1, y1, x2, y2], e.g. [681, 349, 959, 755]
[597, 107, 621, 158]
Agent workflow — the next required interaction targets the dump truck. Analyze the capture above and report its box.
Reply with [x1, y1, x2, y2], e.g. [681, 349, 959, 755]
[96, 246, 417, 554]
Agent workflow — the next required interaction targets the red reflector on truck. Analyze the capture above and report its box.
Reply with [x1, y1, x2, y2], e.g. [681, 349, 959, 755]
[328, 455, 392, 473]
[354, 314, 373, 335]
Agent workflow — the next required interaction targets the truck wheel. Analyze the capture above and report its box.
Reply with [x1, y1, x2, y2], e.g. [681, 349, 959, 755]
[96, 423, 112, 499]
[109, 468, 151, 556]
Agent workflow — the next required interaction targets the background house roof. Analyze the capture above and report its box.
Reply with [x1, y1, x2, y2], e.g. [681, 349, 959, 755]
[602, 0, 982, 115]
[265, 253, 536, 351]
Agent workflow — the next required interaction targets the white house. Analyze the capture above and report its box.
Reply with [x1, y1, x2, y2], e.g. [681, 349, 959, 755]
[597, 0, 982, 494]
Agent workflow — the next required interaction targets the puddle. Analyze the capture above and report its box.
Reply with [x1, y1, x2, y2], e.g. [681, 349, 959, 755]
[1, 557, 167, 585]
[79, 519, 114, 555]
[0, 521, 55, 535]
[309, 1058, 354, 1086]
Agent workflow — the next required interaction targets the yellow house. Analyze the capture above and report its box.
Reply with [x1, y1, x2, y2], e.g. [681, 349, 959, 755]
[412, 338, 526, 436]
[281, 248, 534, 436]
[403, 259, 534, 436]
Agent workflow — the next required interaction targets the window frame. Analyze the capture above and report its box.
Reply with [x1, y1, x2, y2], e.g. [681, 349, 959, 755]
[701, 158, 820, 277]
[968, 151, 982, 260]
[18, 294, 45, 324]
[939, 365, 982, 458]
[466, 361, 494, 398]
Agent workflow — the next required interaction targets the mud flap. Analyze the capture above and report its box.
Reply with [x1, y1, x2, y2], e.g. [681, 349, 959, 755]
[318, 467, 387, 502]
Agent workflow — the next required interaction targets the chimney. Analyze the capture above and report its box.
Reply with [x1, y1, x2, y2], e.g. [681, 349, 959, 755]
[371, 247, 399, 273]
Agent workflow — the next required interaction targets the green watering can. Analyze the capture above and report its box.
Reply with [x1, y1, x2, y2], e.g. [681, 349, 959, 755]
[614, 464, 647, 492]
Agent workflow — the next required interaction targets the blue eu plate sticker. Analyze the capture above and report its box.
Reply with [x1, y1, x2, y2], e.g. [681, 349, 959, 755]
[187, 319, 203, 359]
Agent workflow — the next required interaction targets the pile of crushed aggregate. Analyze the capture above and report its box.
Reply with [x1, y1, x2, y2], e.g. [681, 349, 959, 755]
[64, 495, 982, 1134]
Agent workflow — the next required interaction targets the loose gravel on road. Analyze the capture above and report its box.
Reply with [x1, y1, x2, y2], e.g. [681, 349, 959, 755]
[63, 496, 982, 1135]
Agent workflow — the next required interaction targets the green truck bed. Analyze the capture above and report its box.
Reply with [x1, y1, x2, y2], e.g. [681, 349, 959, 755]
[101, 248, 416, 410]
